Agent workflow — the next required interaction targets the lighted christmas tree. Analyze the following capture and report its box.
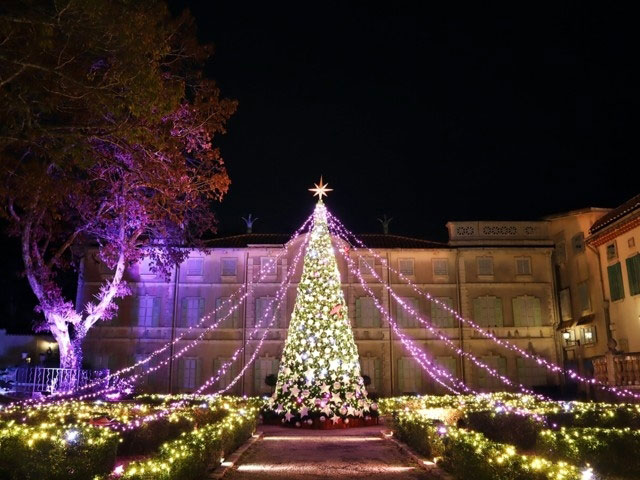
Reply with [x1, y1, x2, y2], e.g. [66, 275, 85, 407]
[267, 178, 374, 425]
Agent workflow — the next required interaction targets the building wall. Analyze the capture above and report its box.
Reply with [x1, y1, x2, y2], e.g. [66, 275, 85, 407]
[81, 222, 563, 396]
[592, 222, 640, 352]
[546, 209, 610, 378]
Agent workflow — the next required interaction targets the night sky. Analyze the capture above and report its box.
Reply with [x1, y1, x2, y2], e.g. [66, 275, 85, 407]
[2, 2, 639, 332]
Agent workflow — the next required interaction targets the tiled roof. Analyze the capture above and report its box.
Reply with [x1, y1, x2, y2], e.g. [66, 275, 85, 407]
[589, 193, 640, 234]
[204, 233, 447, 249]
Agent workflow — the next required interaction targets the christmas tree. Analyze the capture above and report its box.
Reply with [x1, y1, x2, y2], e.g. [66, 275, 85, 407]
[268, 179, 374, 425]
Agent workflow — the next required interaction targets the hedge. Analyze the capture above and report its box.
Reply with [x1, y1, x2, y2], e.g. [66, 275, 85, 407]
[0, 421, 119, 480]
[463, 410, 542, 450]
[537, 427, 640, 478]
[118, 405, 258, 480]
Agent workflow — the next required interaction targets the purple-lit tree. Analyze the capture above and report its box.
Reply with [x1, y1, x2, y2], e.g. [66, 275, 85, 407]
[0, 1, 236, 368]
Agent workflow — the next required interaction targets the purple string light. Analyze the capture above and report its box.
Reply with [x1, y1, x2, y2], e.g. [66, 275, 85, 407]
[327, 211, 640, 401]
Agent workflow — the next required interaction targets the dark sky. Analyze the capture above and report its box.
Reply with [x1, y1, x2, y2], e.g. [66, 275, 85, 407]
[170, 1, 638, 240]
[2, 1, 639, 333]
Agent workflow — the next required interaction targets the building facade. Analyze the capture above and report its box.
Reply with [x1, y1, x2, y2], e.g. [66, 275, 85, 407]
[79, 221, 564, 396]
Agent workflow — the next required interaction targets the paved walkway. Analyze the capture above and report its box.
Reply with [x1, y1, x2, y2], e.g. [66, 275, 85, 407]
[224, 424, 435, 480]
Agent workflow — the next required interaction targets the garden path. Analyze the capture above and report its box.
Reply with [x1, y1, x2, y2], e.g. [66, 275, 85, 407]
[222, 424, 436, 480]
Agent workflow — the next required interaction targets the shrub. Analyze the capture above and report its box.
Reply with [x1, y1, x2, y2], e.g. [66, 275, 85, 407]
[537, 427, 640, 478]
[0, 421, 118, 480]
[464, 410, 542, 450]
[393, 413, 445, 458]
[120, 406, 257, 480]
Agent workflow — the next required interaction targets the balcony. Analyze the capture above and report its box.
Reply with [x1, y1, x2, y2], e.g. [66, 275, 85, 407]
[592, 352, 640, 387]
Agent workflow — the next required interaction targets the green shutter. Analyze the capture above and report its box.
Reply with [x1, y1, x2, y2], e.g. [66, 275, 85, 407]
[198, 297, 205, 325]
[130, 296, 140, 327]
[372, 301, 381, 327]
[374, 358, 382, 392]
[397, 358, 404, 392]
[254, 360, 262, 393]
[152, 297, 161, 326]
[177, 358, 184, 392]
[180, 298, 188, 327]
[626, 255, 640, 296]
[495, 298, 504, 327]
[233, 301, 242, 328]
[533, 298, 542, 326]
[195, 358, 202, 391]
[498, 356, 507, 376]
[512, 297, 523, 326]
[473, 297, 483, 327]
[608, 263, 625, 301]
[355, 298, 362, 327]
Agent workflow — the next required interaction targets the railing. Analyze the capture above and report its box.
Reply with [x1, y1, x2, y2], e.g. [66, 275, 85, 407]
[592, 352, 640, 386]
[14, 367, 110, 396]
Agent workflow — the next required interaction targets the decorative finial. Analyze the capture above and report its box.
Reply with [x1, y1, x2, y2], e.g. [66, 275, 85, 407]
[378, 214, 393, 234]
[241, 213, 258, 233]
[309, 176, 333, 201]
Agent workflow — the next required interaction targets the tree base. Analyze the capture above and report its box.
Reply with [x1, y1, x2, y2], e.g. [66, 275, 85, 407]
[263, 415, 379, 430]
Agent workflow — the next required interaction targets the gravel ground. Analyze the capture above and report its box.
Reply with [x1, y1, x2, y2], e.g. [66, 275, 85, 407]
[223, 425, 436, 480]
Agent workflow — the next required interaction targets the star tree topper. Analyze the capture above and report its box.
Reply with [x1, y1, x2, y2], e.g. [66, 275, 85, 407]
[309, 176, 333, 201]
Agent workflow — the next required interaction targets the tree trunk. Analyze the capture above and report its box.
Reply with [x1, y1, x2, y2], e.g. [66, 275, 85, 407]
[47, 314, 83, 369]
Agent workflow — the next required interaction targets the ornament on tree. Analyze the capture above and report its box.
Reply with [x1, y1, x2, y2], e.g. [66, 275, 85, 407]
[329, 304, 343, 316]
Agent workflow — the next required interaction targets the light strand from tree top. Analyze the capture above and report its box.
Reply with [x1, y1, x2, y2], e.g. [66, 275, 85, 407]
[15, 213, 314, 408]
[197, 228, 311, 395]
[327, 217, 542, 397]
[327, 211, 640, 401]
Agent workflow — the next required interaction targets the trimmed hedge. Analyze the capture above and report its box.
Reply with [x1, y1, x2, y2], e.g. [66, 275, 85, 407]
[120, 407, 257, 480]
[463, 410, 542, 450]
[393, 412, 584, 480]
[537, 427, 640, 478]
[0, 421, 119, 480]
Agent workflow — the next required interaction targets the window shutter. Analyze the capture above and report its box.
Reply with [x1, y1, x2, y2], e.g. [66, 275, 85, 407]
[254, 360, 262, 393]
[372, 301, 381, 327]
[355, 298, 362, 327]
[131, 296, 140, 327]
[176, 358, 184, 392]
[233, 303, 241, 328]
[495, 298, 504, 327]
[374, 358, 382, 391]
[152, 297, 161, 326]
[512, 297, 522, 326]
[198, 297, 205, 325]
[180, 298, 188, 327]
[626, 255, 640, 296]
[473, 297, 483, 327]
[196, 358, 202, 391]
[608, 263, 625, 301]
[397, 358, 404, 392]
[532, 297, 542, 326]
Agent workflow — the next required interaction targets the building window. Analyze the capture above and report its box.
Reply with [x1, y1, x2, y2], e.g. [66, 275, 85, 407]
[572, 232, 585, 254]
[396, 297, 419, 328]
[137, 295, 160, 327]
[359, 256, 375, 275]
[397, 357, 422, 393]
[435, 356, 457, 377]
[555, 241, 567, 265]
[215, 296, 240, 328]
[577, 282, 591, 314]
[355, 297, 381, 327]
[431, 297, 454, 327]
[213, 358, 239, 391]
[254, 357, 279, 394]
[475, 355, 507, 390]
[512, 295, 542, 327]
[398, 258, 414, 276]
[581, 326, 597, 345]
[186, 258, 204, 276]
[473, 296, 504, 327]
[433, 258, 448, 276]
[255, 297, 278, 328]
[181, 297, 204, 327]
[515, 257, 532, 275]
[629, 237, 636, 248]
[477, 256, 494, 276]
[221, 258, 237, 277]
[607, 262, 625, 301]
[182, 357, 198, 390]
[559, 288, 572, 321]
[626, 254, 640, 296]
[516, 357, 547, 387]
[359, 356, 382, 392]
[260, 256, 276, 275]
[606, 242, 618, 261]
